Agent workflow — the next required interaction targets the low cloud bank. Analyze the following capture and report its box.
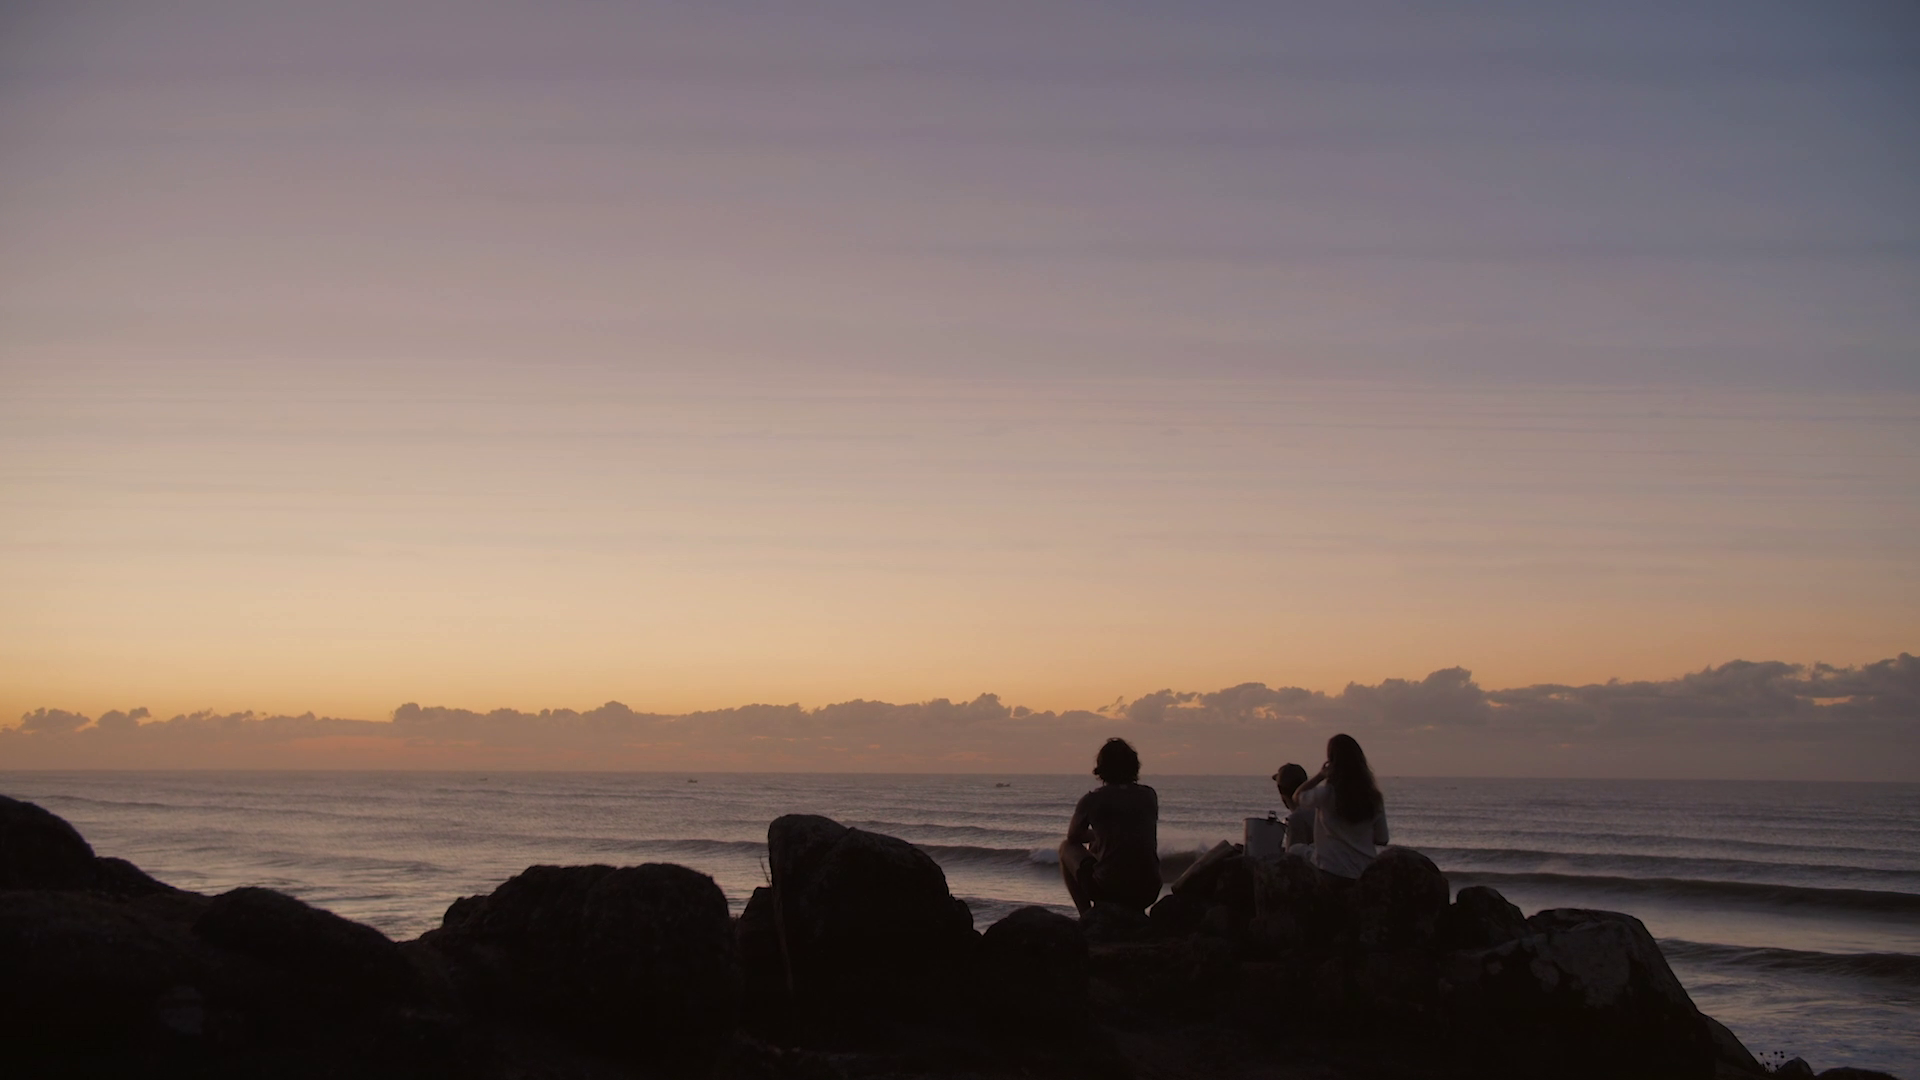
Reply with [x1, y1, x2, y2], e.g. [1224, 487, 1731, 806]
[4, 656, 1916, 779]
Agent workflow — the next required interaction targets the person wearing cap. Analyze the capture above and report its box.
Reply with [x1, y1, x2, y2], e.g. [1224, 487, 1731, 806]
[1272, 761, 1315, 859]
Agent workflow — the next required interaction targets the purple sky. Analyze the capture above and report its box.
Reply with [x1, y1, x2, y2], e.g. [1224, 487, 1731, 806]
[1, 2, 1915, 774]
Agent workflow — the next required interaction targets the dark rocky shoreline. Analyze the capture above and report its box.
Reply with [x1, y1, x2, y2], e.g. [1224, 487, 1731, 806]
[0, 793, 1896, 1080]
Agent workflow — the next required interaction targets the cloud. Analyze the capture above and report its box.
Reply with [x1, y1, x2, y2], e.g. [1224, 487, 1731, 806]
[3, 656, 1915, 779]
[16, 708, 92, 735]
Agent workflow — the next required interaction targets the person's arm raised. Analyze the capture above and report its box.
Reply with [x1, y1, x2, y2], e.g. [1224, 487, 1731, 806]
[1294, 765, 1330, 798]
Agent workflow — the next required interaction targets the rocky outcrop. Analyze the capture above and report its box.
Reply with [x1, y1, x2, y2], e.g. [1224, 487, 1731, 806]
[0, 871, 458, 1077]
[1442, 908, 1716, 1079]
[0, 794, 98, 889]
[1088, 935, 1240, 1021]
[758, 814, 976, 1035]
[0, 888, 203, 1047]
[196, 886, 420, 1005]
[421, 862, 737, 1075]
[1436, 884, 1527, 951]
[1352, 847, 1449, 949]
[4, 794, 1896, 1080]
[977, 906, 1088, 1031]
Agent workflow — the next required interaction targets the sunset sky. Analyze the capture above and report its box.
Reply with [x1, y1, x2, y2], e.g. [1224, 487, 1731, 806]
[2, 2, 1916, 774]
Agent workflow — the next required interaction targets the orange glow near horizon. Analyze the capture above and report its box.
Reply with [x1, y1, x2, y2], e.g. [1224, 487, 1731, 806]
[2, 4, 1916, 776]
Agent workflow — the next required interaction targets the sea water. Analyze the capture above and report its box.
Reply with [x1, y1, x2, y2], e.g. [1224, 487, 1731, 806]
[5, 771, 1916, 1075]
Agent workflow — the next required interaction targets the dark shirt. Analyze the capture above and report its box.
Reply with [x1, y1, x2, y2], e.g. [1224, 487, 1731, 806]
[1074, 782, 1160, 882]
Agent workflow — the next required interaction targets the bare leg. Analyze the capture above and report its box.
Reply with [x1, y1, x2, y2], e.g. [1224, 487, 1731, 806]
[1059, 838, 1092, 915]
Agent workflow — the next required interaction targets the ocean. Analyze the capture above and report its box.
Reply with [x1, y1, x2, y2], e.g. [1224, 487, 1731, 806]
[4, 771, 1915, 1076]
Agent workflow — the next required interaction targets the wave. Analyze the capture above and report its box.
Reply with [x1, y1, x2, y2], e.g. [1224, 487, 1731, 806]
[1422, 846, 1920, 891]
[1659, 939, 1920, 987]
[1451, 871, 1920, 916]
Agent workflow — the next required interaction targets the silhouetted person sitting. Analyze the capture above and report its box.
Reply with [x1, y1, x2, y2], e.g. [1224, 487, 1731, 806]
[1272, 761, 1315, 856]
[1289, 733, 1388, 880]
[1059, 738, 1161, 916]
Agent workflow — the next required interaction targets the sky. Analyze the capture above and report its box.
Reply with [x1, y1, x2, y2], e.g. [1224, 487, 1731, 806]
[1, 1, 1916, 775]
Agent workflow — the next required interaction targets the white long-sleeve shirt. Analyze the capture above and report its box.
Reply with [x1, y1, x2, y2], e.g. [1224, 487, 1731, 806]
[1295, 782, 1389, 879]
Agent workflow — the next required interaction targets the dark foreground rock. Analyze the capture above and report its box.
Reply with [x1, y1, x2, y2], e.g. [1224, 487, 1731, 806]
[1435, 883, 1527, 951]
[977, 906, 1089, 1032]
[0, 803, 462, 1078]
[753, 813, 976, 1039]
[421, 862, 737, 1075]
[196, 886, 420, 1004]
[0, 793, 98, 889]
[1443, 908, 1717, 1079]
[1352, 846, 1449, 949]
[5, 793, 1893, 1080]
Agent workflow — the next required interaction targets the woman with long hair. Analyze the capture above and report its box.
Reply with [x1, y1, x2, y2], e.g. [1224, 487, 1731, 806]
[1288, 733, 1389, 879]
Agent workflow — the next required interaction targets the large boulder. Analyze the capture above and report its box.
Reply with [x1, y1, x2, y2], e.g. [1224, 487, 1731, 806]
[1436, 885, 1527, 952]
[1252, 854, 1340, 948]
[1443, 908, 1715, 1079]
[1308, 947, 1443, 1031]
[736, 885, 793, 1039]
[765, 814, 976, 1031]
[1705, 1015, 1764, 1077]
[1086, 936, 1240, 1021]
[422, 862, 737, 1075]
[0, 794, 97, 890]
[0, 889, 201, 1047]
[977, 906, 1088, 1032]
[194, 887, 418, 1004]
[1352, 847, 1449, 950]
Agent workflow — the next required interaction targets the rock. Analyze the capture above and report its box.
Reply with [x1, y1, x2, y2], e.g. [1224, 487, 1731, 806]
[766, 814, 851, 896]
[1704, 1015, 1763, 1076]
[1087, 936, 1239, 1020]
[578, 864, 738, 1063]
[0, 889, 200, 1048]
[765, 814, 976, 1030]
[1242, 909, 1301, 957]
[422, 861, 737, 1075]
[91, 856, 180, 899]
[1171, 847, 1255, 926]
[977, 906, 1088, 1031]
[194, 886, 418, 1004]
[1309, 948, 1441, 1029]
[1816, 1069, 1901, 1080]
[1776, 1061, 1815, 1079]
[1252, 854, 1339, 946]
[737, 885, 785, 989]
[1198, 902, 1241, 940]
[1082, 901, 1153, 943]
[0, 794, 97, 890]
[1147, 889, 1208, 937]
[1352, 847, 1449, 950]
[1436, 885, 1526, 951]
[1443, 908, 1715, 1079]
[438, 892, 484, 932]
[426, 864, 609, 1007]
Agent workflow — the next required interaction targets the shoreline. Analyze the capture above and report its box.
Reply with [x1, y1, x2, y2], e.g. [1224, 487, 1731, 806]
[5, 792, 1905, 1080]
